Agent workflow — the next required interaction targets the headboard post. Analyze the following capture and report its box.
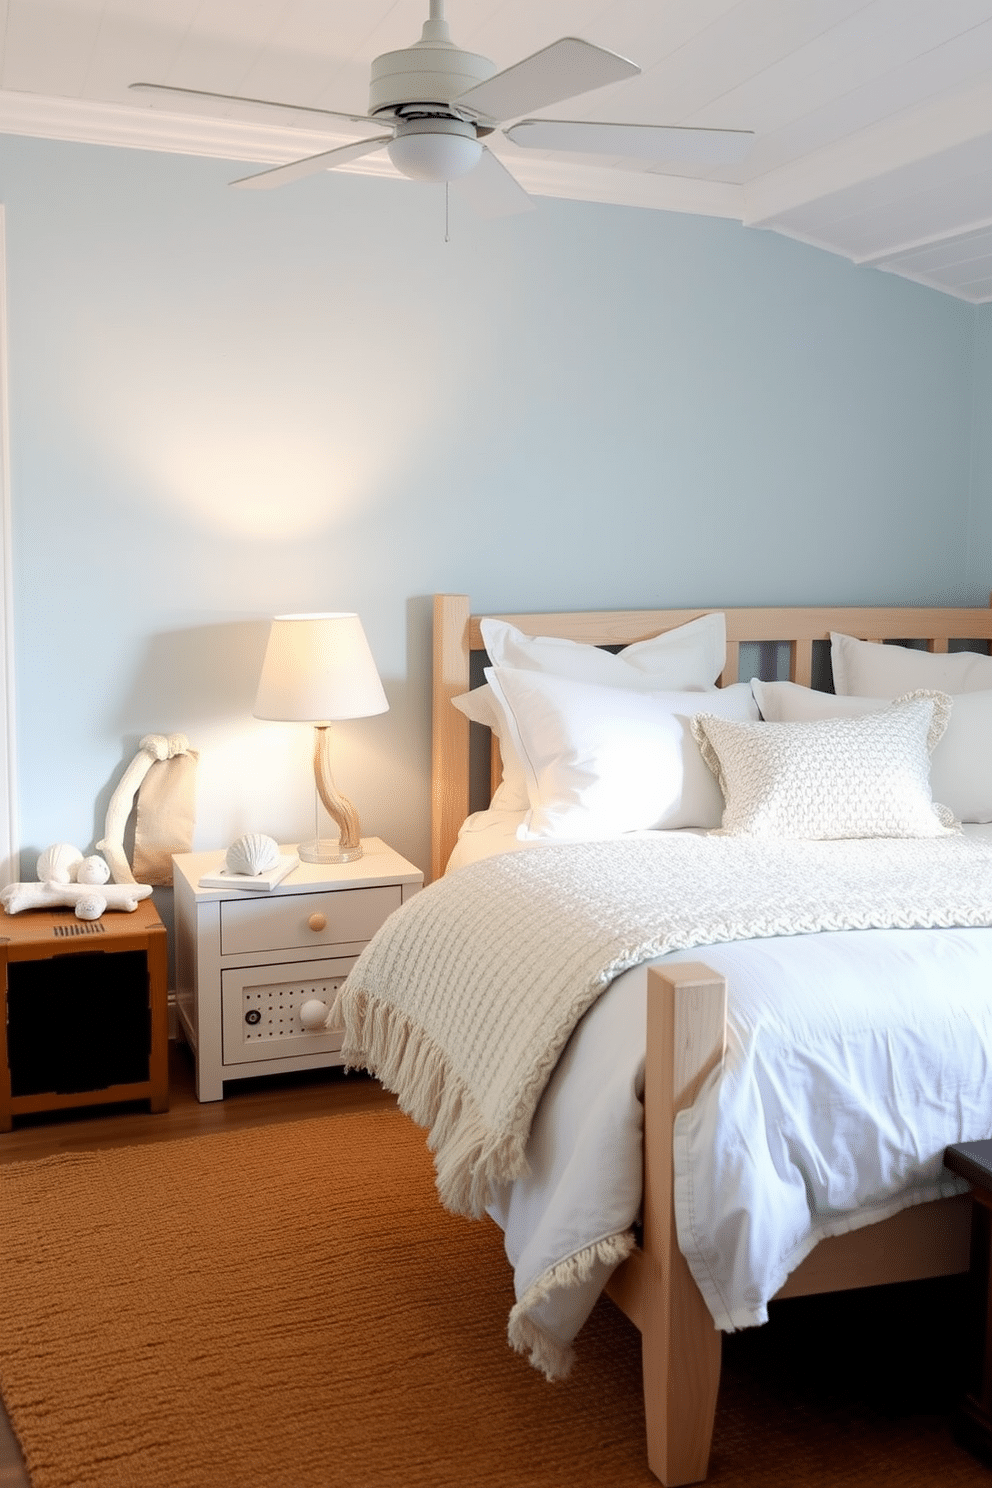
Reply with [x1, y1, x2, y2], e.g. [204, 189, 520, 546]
[431, 595, 472, 883]
[790, 638, 813, 687]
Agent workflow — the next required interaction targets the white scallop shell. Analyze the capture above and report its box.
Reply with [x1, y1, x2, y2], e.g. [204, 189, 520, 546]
[225, 833, 281, 877]
[36, 843, 83, 884]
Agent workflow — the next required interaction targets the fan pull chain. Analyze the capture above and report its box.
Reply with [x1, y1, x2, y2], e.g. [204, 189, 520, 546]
[445, 181, 450, 243]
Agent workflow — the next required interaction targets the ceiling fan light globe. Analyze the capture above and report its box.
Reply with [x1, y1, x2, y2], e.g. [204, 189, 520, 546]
[387, 127, 482, 182]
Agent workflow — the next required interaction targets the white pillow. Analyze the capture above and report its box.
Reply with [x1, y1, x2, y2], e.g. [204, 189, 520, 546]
[486, 666, 758, 839]
[753, 678, 992, 824]
[457, 611, 728, 813]
[481, 612, 726, 690]
[692, 695, 956, 840]
[451, 685, 529, 813]
[831, 631, 992, 696]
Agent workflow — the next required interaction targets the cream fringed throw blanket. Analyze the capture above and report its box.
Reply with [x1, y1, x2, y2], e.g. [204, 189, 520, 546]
[332, 834, 992, 1220]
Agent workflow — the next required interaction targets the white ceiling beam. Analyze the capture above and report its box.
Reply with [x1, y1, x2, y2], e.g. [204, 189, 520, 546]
[742, 69, 992, 226]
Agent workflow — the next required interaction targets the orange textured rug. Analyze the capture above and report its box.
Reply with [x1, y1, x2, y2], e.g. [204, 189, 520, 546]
[0, 1106, 989, 1488]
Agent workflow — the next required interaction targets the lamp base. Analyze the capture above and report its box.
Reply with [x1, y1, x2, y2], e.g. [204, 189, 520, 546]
[298, 838, 363, 865]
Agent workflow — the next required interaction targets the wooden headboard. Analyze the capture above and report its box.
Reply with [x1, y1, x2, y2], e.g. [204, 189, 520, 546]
[431, 594, 992, 882]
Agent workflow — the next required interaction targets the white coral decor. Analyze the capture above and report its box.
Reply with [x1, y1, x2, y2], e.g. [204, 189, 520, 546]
[0, 843, 151, 919]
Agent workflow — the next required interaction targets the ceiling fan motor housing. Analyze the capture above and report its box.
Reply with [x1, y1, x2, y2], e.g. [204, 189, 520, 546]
[368, 31, 497, 120]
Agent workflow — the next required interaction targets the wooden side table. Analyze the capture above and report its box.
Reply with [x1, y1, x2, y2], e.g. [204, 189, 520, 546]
[0, 898, 169, 1131]
[944, 1139, 992, 1460]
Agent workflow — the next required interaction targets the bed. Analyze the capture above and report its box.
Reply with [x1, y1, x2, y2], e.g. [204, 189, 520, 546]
[336, 593, 992, 1486]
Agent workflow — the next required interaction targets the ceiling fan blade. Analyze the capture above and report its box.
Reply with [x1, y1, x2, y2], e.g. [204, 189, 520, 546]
[453, 38, 638, 125]
[230, 136, 391, 190]
[507, 119, 754, 166]
[451, 147, 534, 219]
[129, 82, 375, 133]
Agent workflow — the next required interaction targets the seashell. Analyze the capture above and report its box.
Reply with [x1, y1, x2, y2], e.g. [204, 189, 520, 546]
[37, 843, 83, 884]
[76, 854, 111, 885]
[226, 832, 281, 877]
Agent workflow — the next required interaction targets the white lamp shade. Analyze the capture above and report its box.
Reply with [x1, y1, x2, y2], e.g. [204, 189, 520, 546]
[253, 613, 389, 723]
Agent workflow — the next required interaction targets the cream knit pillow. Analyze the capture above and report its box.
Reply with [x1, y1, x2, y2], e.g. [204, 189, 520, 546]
[751, 678, 992, 824]
[691, 692, 957, 840]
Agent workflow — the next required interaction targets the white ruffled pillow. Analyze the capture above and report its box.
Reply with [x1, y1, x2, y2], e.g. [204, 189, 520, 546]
[831, 632, 992, 696]
[692, 693, 957, 840]
[486, 666, 758, 839]
[455, 611, 728, 814]
[753, 678, 992, 824]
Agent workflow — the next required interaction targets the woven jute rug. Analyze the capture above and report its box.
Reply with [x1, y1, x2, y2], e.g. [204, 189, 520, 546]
[0, 1106, 989, 1488]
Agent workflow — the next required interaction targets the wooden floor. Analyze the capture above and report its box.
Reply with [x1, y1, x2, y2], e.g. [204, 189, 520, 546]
[0, 1039, 397, 1487]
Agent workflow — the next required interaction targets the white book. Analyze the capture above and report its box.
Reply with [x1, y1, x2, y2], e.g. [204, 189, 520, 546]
[198, 854, 300, 892]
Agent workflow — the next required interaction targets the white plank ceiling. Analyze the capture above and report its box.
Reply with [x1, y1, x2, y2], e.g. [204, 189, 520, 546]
[0, 0, 990, 302]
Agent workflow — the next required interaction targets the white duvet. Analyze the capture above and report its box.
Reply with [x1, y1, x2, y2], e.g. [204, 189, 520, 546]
[449, 814, 992, 1361]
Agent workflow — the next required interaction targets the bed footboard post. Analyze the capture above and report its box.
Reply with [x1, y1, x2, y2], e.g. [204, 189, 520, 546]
[641, 962, 727, 1486]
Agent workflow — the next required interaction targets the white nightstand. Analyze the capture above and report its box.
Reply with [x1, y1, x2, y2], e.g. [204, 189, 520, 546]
[171, 838, 423, 1101]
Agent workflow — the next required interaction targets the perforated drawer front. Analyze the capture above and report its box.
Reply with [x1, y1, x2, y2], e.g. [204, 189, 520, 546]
[219, 884, 401, 957]
[221, 958, 353, 1066]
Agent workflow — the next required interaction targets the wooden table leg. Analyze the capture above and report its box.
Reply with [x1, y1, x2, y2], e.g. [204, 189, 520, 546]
[146, 919, 170, 1113]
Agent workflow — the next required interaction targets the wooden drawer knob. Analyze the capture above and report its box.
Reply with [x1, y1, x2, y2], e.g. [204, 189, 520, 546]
[307, 912, 327, 933]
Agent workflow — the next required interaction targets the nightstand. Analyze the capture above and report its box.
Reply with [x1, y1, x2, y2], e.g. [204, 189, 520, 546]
[171, 838, 422, 1101]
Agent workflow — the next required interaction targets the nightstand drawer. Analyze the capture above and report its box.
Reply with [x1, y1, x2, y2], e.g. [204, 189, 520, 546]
[221, 958, 352, 1065]
[219, 884, 401, 956]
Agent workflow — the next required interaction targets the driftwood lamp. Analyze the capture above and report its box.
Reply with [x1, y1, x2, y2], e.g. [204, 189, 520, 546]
[253, 612, 388, 864]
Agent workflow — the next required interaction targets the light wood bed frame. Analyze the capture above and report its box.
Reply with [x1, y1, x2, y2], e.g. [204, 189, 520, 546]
[431, 594, 992, 1486]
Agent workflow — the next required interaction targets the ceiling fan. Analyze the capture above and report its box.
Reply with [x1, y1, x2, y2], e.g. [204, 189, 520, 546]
[130, 1, 753, 218]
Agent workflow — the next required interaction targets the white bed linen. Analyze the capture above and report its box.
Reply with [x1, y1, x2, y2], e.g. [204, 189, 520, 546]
[453, 814, 992, 1357]
[445, 807, 533, 869]
[446, 806, 705, 868]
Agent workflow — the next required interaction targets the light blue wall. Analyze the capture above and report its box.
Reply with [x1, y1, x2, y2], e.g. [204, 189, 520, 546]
[0, 133, 985, 880]
[970, 305, 992, 595]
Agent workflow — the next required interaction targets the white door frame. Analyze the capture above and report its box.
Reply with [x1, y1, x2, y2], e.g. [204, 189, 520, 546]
[0, 207, 17, 887]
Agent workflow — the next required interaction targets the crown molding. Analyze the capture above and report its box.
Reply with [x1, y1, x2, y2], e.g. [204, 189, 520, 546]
[0, 89, 744, 221]
[0, 90, 341, 163]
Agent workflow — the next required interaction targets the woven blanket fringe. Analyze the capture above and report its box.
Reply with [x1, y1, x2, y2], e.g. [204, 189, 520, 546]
[331, 988, 527, 1218]
[507, 1231, 638, 1381]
